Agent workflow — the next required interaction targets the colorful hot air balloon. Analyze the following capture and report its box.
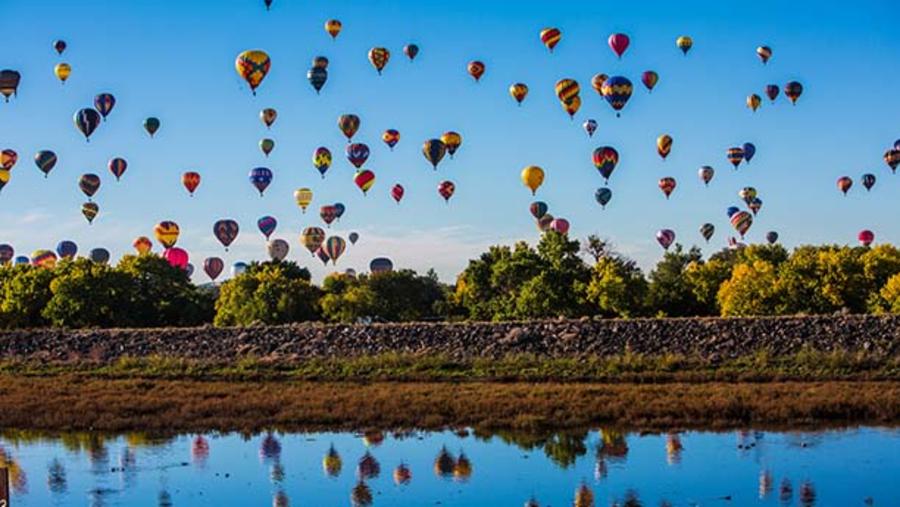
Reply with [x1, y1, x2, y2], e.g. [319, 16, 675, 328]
[133, 236, 152, 255]
[204, 257, 224, 281]
[550, 218, 570, 235]
[560, 95, 581, 119]
[784, 81, 803, 105]
[89, 248, 110, 265]
[54, 40, 67, 55]
[861, 173, 876, 191]
[608, 33, 630, 58]
[54, 63, 71, 83]
[79, 173, 100, 200]
[0, 149, 16, 170]
[346, 143, 370, 168]
[404, 44, 419, 61]
[368, 47, 390, 74]
[656, 229, 675, 250]
[32, 250, 58, 268]
[757, 46, 772, 64]
[766, 231, 779, 244]
[658, 177, 676, 199]
[698, 166, 715, 186]
[94, 93, 115, 120]
[370, 257, 393, 274]
[600, 76, 633, 117]
[338, 114, 360, 142]
[555, 78, 580, 103]
[74, 108, 101, 141]
[749, 197, 763, 215]
[657, 134, 673, 160]
[260, 138, 275, 157]
[213, 219, 239, 250]
[590, 73, 609, 95]
[260, 108, 277, 128]
[249, 167, 273, 196]
[354, 169, 375, 195]
[0, 244, 14, 265]
[765, 84, 779, 102]
[837, 176, 853, 195]
[0, 70, 21, 102]
[268, 239, 290, 261]
[583, 119, 597, 137]
[56, 240, 78, 259]
[81, 202, 99, 224]
[257, 216, 277, 240]
[730, 211, 753, 238]
[177, 172, 200, 198]
[529, 201, 548, 219]
[441, 132, 462, 158]
[739, 186, 758, 205]
[742, 143, 756, 163]
[0, 169, 9, 192]
[747, 94, 761, 112]
[727, 147, 745, 168]
[325, 19, 342, 39]
[641, 71, 658, 92]
[235, 50, 271, 95]
[313, 147, 332, 178]
[594, 187, 612, 209]
[726, 206, 740, 218]
[467, 61, 485, 82]
[108, 157, 127, 181]
[34, 150, 57, 178]
[301, 227, 326, 255]
[294, 188, 313, 213]
[333, 202, 346, 221]
[382, 129, 400, 150]
[700, 223, 715, 242]
[592, 146, 619, 182]
[163, 247, 189, 269]
[438, 180, 455, 202]
[315, 247, 330, 265]
[325, 236, 346, 265]
[312, 56, 329, 69]
[858, 230, 874, 247]
[144, 117, 160, 137]
[232, 262, 248, 276]
[536, 214, 554, 232]
[349, 232, 359, 245]
[540, 27, 562, 52]
[154, 221, 180, 248]
[884, 149, 900, 173]
[391, 183, 406, 204]
[422, 139, 447, 170]
[521, 165, 544, 195]
[676, 36, 693, 55]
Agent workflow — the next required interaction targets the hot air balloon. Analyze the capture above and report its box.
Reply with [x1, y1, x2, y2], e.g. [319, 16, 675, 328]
[784, 81, 803, 105]
[354, 169, 375, 195]
[467, 61, 485, 82]
[698, 166, 715, 186]
[592, 146, 619, 182]
[404, 44, 419, 61]
[249, 167, 273, 196]
[313, 56, 329, 69]
[54, 63, 71, 83]
[34, 150, 57, 178]
[133, 236, 152, 255]
[368, 47, 390, 74]
[862, 173, 876, 191]
[306, 65, 327, 89]
[260, 138, 275, 157]
[730, 211, 753, 238]
[89, 248, 110, 265]
[700, 223, 715, 242]
[739, 186, 758, 205]
[656, 229, 675, 250]
[583, 119, 597, 137]
[658, 177, 676, 199]
[382, 129, 400, 150]
[260, 108, 277, 128]
[323, 445, 343, 477]
[349, 232, 359, 245]
[108, 157, 127, 181]
[594, 187, 612, 209]
[268, 239, 290, 261]
[590, 73, 609, 95]
[0, 70, 21, 102]
[325, 236, 346, 265]
[257, 216, 277, 240]
[0, 244, 13, 265]
[509, 83, 529, 105]
[320, 205, 338, 226]
[370, 257, 393, 274]
[13, 256, 28, 265]
[313, 147, 332, 178]
[182, 171, 200, 196]
[213, 219, 239, 250]
[894, 139, 900, 151]
[94, 93, 115, 120]
[393, 463, 412, 485]
[346, 143, 370, 168]
[235, 50, 271, 95]
[325, 19, 342, 39]
[676, 35, 693, 55]
[204, 257, 224, 281]
[742, 143, 756, 163]
[657, 134, 673, 160]
[537, 214, 554, 232]
[0, 169, 8, 192]
[163, 247, 189, 269]
[600, 76, 633, 117]
[884, 149, 900, 173]
[521, 165, 544, 195]
[32, 250, 58, 268]
[529, 201, 548, 220]
[555, 78, 580, 103]
[79, 173, 100, 200]
[858, 230, 874, 247]
[53, 40, 67, 55]
[294, 188, 313, 213]
[837, 176, 853, 195]
[641, 71, 658, 92]
[74, 108, 101, 141]
[441, 132, 462, 158]
[540, 27, 562, 52]
[391, 183, 404, 203]
[726, 206, 740, 218]
[0, 149, 16, 170]
[757, 46, 772, 64]
[144, 117, 160, 137]
[338, 114, 360, 142]
[608, 33, 630, 58]
[749, 197, 763, 215]
[56, 240, 78, 259]
[562, 95, 581, 118]
[333, 202, 346, 221]
[765, 84, 779, 102]
[232, 262, 248, 276]
[422, 139, 447, 170]
[747, 94, 761, 112]
[766, 231, 779, 244]
[154, 221, 180, 248]
[438, 180, 455, 202]
[301, 227, 326, 255]
[263, 0, 273, 10]
[727, 147, 745, 168]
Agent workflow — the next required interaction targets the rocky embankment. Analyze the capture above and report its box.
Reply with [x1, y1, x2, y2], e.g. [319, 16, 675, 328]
[1, 315, 897, 363]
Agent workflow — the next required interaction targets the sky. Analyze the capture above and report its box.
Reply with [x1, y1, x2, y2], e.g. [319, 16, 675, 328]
[0, 0, 898, 283]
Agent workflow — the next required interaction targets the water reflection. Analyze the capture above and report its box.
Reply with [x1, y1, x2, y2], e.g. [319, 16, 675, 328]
[0, 427, 896, 506]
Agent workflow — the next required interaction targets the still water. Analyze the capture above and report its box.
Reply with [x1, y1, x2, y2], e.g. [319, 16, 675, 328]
[0, 427, 896, 506]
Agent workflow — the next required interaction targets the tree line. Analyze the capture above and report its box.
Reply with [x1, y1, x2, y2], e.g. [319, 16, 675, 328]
[1, 231, 899, 329]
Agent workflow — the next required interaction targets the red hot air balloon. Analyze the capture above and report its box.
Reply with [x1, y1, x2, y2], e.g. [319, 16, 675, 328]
[438, 180, 455, 202]
[182, 171, 200, 196]
[608, 33, 630, 58]
[391, 183, 405, 203]
[108, 157, 127, 181]
[320, 205, 338, 226]
[203, 257, 224, 281]
[354, 169, 375, 195]
[858, 230, 874, 247]
[641, 70, 658, 92]
[467, 61, 485, 82]
[164, 247, 189, 269]
[658, 177, 677, 199]
[549, 218, 569, 234]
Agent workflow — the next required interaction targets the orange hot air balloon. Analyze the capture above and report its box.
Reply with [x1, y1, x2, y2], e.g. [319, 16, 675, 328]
[467, 61, 485, 82]
[540, 27, 562, 52]
[325, 19, 342, 39]
[368, 47, 390, 74]
[657, 134, 673, 160]
[555, 78, 580, 103]
[591, 73, 609, 95]
[235, 50, 271, 95]
[441, 131, 462, 158]
[509, 83, 529, 105]
[747, 94, 762, 112]
[182, 171, 201, 196]
[562, 95, 581, 119]
[132, 236, 153, 255]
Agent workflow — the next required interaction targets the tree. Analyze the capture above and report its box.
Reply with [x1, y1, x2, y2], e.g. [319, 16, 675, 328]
[874, 273, 900, 314]
[43, 259, 136, 327]
[116, 254, 214, 327]
[645, 245, 706, 316]
[0, 265, 55, 328]
[585, 254, 647, 318]
[214, 261, 320, 326]
[321, 269, 446, 322]
[717, 261, 784, 316]
[778, 246, 867, 314]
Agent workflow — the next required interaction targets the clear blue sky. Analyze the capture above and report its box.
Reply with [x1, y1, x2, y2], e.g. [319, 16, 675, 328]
[1, 0, 898, 282]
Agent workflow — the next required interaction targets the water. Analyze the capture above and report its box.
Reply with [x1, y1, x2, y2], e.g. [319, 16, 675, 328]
[0, 427, 896, 506]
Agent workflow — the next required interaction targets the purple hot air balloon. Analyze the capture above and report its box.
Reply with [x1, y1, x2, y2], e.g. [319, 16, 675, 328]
[203, 257, 224, 281]
[656, 229, 675, 250]
[213, 219, 239, 250]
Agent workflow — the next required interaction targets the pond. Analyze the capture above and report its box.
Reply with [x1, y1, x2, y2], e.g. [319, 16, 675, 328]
[0, 427, 896, 506]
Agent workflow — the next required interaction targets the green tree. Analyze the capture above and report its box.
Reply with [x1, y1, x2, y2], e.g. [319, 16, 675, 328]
[214, 261, 320, 326]
[585, 254, 647, 318]
[116, 254, 213, 326]
[874, 273, 900, 314]
[321, 269, 445, 322]
[0, 265, 55, 328]
[43, 259, 136, 327]
[778, 246, 867, 314]
[717, 260, 784, 316]
[645, 245, 706, 316]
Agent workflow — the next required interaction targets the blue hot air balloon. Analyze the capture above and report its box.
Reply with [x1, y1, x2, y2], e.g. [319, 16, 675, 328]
[594, 187, 612, 209]
[257, 216, 277, 239]
[249, 167, 273, 196]
[56, 240, 78, 259]
[742, 142, 756, 163]
[727, 206, 740, 218]
[89, 247, 110, 264]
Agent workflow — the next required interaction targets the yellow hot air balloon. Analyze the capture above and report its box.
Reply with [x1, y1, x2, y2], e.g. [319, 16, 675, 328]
[54, 63, 71, 84]
[657, 134, 673, 160]
[235, 50, 271, 95]
[509, 83, 529, 105]
[747, 93, 762, 112]
[154, 221, 180, 249]
[562, 95, 581, 119]
[325, 19, 342, 39]
[521, 165, 544, 195]
[676, 36, 693, 55]
[294, 187, 313, 213]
